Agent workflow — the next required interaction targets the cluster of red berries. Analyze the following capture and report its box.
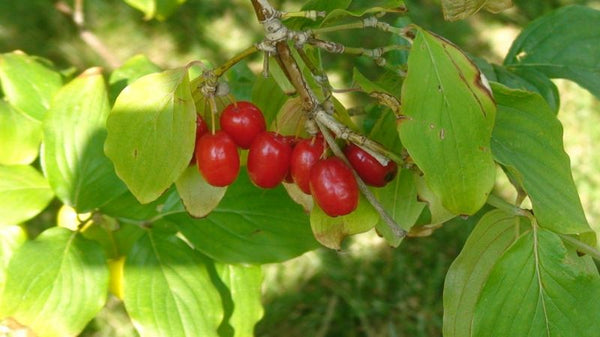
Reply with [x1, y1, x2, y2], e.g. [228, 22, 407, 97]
[192, 101, 398, 217]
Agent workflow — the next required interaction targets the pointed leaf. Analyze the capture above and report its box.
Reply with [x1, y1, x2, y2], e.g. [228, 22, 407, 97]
[42, 68, 126, 212]
[399, 28, 496, 215]
[0, 225, 27, 290]
[123, 229, 222, 337]
[175, 165, 226, 218]
[443, 210, 520, 337]
[310, 194, 379, 250]
[216, 264, 264, 337]
[473, 227, 600, 337]
[105, 67, 196, 203]
[172, 170, 319, 264]
[375, 169, 425, 247]
[0, 101, 41, 165]
[0, 51, 62, 121]
[0, 165, 54, 225]
[505, 6, 600, 98]
[491, 83, 590, 234]
[442, 0, 512, 21]
[109, 54, 161, 103]
[0, 227, 109, 337]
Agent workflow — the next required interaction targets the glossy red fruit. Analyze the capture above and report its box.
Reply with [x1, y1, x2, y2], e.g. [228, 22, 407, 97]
[344, 143, 398, 187]
[247, 131, 293, 188]
[220, 101, 266, 149]
[190, 115, 209, 165]
[196, 131, 240, 187]
[309, 157, 359, 217]
[283, 136, 299, 183]
[290, 136, 325, 194]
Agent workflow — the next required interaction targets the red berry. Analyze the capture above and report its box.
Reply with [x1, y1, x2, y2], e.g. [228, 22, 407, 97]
[190, 115, 209, 165]
[309, 157, 358, 217]
[220, 101, 266, 149]
[290, 136, 325, 194]
[247, 131, 293, 188]
[196, 131, 240, 187]
[344, 143, 398, 187]
[283, 136, 299, 183]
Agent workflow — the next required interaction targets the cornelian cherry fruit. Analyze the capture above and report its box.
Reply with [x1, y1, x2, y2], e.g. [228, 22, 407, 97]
[220, 101, 266, 149]
[190, 115, 209, 165]
[290, 136, 325, 194]
[344, 143, 398, 187]
[196, 131, 240, 187]
[247, 131, 293, 188]
[283, 135, 299, 183]
[309, 157, 358, 217]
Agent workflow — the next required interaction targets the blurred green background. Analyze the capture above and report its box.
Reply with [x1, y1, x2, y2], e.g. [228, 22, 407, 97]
[1, 0, 599, 336]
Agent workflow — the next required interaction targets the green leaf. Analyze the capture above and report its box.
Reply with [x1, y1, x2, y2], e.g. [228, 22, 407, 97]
[0, 165, 54, 225]
[0, 51, 63, 121]
[123, 229, 222, 337]
[473, 227, 600, 337]
[492, 65, 560, 114]
[504, 6, 600, 99]
[375, 169, 425, 247]
[310, 194, 379, 250]
[415, 175, 455, 225]
[105, 67, 196, 204]
[172, 170, 319, 264]
[491, 83, 590, 234]
[441, 0, 512, 21]
[216, 264, 264, 337]
[109, 54, 161, 104]
[0, 227, 109, 337]
[175, 165, 226, 218]
[99, 189, 173, 222]
[0, 100, 42, 165]
[399, 28, 496, 215]
[285, 0, 351, 29]
[0, 225, 27, 290]
[443, 210, 520, 337]
[251, 74, 288, 126]
[124, 0, 186, 20]
[320, 0, 407, 26]
[42, 68, 126, 212]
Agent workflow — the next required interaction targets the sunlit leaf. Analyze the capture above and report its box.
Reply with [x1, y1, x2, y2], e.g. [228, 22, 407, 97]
[124, 0, 187, 20]
[0, 101, 41, 165]
[491, 83, 590, 234]
[442, 0, 512, 21]
[399, 28, 496, 215]
[0, 165, 54, 226]
[310, 194, 378, 250]
[473, 227, 600, 337]
[105, 67, 196, 204]
[109, 54, 161, 103]
[0, 227, 108, 337]
[0, 225, 27, 290]
[123, 229, 222, 337]
[0, 51, 62, 121]
[175, 165, 226, 218]
[43, 68, 126, 212]
[505, 6, 600, 99]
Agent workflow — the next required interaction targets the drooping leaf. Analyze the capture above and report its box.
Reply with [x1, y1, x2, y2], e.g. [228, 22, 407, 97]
[441, 0, 512, 21]
[0, 225, 27, 290]
[42, 68, 126, 212]
[310, 194, 379, 250]
[375, 169, 425, 247]
[175, 165, 226, 218]
[0, 227, 109, 337]
[0, 51, 63, 121]
[0, 100, 41, 165]
[171, 170, 319, 264]
[271, 97, 308, 138]
[443, 210, 520, 337]
[123, 0, 187, 20]
[473, 227, 600, 337]
[399, 28, 496, 215]
[215, 264, 264, 337]
[415, 175, 455, 225]
[108, 54, 161, 103]
[0, 165, 54, 226]
[504, 6, 600, 99]
[251, 75, 289, 126]
[105, 67, 196, 204]
[123, 229, 222, 337]
[491, 83, 590, 234]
